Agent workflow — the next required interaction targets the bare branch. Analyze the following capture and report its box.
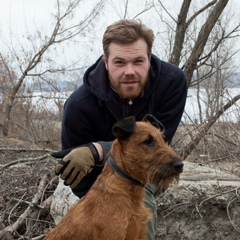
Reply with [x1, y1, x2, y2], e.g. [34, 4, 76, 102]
[123, 0, 129, 19]
[186, 0, 217, 27]
[184, 0, 229, 86]
[156, 0, 177, 23]
[198, 187, 239, 207]
[180, 94, 240, 159]
[199, 23, 240, 64]
[132, 4, 155, 20]
[0, 154, 51, 171]
[0, 174, 50, 237]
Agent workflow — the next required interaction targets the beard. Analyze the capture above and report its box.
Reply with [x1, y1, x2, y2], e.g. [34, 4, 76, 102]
[109, 74, 148, 99]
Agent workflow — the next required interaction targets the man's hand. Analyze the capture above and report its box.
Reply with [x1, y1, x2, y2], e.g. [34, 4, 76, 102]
[51, 143, 101, 189]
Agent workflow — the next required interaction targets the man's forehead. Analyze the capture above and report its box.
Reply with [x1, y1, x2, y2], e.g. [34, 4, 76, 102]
[108, 42, 148, 60]
[109, 39, 147, 52]
[111, 54, 147, 60]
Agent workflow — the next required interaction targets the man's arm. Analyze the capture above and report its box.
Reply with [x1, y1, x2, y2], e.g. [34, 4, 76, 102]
[154, 68, 187, 143]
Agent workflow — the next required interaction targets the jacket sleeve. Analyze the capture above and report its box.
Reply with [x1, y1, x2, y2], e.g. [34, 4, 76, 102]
[154, 69, 187, 143]
[60, 89, 114, 198]
[60, 90, 100, 197]
[61, 87, 99, 150]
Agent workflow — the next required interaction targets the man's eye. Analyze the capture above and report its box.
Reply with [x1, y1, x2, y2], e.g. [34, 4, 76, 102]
[115, 61, 124, 65]
[135, 59, 143, 64]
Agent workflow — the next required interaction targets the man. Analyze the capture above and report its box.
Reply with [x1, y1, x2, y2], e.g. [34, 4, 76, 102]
[52, 19, 187, 239]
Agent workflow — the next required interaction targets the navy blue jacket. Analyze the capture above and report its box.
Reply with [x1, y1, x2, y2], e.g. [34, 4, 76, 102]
[61, 54, 187, 197]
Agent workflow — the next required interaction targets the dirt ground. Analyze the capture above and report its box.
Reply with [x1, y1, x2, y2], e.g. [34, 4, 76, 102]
[0, 138, 240, 239]
[155, 162, 240, 240]
[156, 187, 240, 240]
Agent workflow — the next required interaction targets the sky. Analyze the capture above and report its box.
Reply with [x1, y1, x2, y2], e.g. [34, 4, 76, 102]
[0, 0, 239, 70]
[1, 0, 239, 123]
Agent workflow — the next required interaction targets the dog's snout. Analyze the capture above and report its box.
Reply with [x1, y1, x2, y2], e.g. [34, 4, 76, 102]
[172, 161, 184, 172]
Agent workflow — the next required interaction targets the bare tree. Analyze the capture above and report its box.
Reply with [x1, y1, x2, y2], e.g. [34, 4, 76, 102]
[155, 0, 240, 159]
[180, 94, 240, 159]
[0, 0, 106, 138]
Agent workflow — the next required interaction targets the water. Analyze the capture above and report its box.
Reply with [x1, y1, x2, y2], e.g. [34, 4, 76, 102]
[183, 88, 240, 123]
[31, 88, 240, 123]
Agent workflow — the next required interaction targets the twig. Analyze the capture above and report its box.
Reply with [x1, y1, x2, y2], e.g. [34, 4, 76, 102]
[195, 204, 203, 219]
[0, 153, 51, 171]
[8, 193, 27, 226]
[31, 235, 46, 240]
[0, 147, 53, 152]
[162, 202, 192, 218]
[0, 173, 50, 238]
[12, 198, 44, 210]
[226, 188, 240, 232]
[197, 187, 238, 207]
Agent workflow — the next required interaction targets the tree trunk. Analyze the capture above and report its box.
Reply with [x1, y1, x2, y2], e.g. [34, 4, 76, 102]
[169, 0, 192, 66]
[184, 0, 229, 86]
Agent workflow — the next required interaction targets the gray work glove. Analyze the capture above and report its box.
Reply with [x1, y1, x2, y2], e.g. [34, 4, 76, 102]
[51, 143, 101, 189]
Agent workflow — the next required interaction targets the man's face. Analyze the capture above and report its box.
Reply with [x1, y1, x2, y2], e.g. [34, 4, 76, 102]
[103, 38, 150, 99]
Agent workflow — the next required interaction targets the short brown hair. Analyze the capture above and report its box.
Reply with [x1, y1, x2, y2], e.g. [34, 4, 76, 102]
[102, 19, 154, 58]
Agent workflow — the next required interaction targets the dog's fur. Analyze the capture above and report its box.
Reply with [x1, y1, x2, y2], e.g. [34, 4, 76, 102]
[44, 115, 183, 240]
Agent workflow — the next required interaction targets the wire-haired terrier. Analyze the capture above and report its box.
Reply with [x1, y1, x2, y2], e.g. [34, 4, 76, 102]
[45, 114, 183, 240]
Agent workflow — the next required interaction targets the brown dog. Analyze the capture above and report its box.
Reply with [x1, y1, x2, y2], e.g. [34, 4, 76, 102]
[44, 114, 183, 240]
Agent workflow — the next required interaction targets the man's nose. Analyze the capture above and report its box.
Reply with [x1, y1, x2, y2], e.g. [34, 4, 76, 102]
[124, 63, 135, 75]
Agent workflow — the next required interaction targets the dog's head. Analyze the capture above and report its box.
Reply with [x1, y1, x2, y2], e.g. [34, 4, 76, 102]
[111, 114, 183, 189]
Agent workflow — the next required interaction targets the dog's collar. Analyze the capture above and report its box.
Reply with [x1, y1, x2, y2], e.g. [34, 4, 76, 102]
[107, 156, 145, 187]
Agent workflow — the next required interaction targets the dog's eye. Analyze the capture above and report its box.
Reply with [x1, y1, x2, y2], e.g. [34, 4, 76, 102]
[142, 136, 154, 146]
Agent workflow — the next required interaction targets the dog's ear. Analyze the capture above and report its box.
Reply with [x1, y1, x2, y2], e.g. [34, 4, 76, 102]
[112, 116, 136, 140]
[142, 114, 165, 132]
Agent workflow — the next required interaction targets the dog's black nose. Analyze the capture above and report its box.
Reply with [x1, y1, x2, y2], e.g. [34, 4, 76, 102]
[172, 161, 184, 172]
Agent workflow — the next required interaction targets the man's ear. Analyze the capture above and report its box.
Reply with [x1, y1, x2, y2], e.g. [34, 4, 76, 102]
[102, 54, 108, 71]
